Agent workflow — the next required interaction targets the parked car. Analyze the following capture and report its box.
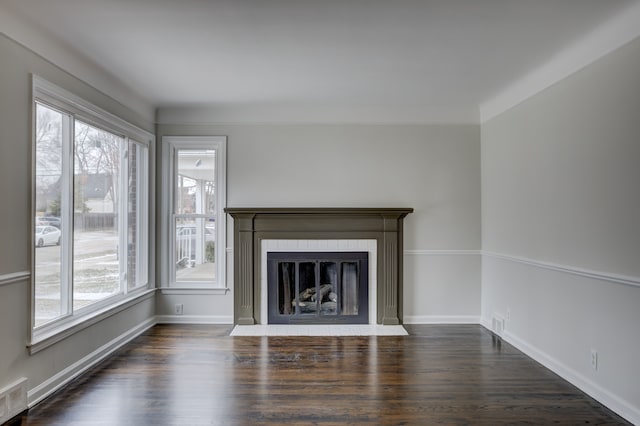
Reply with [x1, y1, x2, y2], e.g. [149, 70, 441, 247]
[35, 225, 61, 247]
[40, 216, 61, 228]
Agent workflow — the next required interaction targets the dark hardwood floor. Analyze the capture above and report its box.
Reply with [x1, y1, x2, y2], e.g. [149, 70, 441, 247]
[12, 324, 629, 425]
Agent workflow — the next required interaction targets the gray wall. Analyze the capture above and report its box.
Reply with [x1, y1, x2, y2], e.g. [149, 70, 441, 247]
[0, 33, 155, 403]
[156, 123, 482, 322]
[3, 12, 638, 422]
[481, 36, 640, 421]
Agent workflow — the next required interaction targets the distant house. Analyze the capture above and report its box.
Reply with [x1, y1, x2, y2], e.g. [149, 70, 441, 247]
[80, 173, 114, 213]
[39, 173, 115, 215]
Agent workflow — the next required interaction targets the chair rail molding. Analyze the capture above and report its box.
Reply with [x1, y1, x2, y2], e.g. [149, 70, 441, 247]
[0, 270, 31, 287]
[483, 251, 640, 288]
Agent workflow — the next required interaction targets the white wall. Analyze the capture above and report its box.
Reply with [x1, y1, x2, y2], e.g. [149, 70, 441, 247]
[0, 33, 156, 407]
[155, 123, 482, 323]
[481, 36, 640, 423]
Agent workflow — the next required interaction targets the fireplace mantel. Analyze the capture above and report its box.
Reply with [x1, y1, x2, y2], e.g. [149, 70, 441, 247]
[225, 207, 413, 325]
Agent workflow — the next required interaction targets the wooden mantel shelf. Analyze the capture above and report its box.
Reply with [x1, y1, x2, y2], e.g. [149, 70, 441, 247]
[225, 207, 414, 325]
[225, 207, 414, 215]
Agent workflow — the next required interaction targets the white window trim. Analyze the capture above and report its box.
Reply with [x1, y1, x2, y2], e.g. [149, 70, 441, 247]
[30, 75, 154, 351]
[132, 143, 150, 289]
[160, 136, 227, 290]
[33, 76, 151, 143]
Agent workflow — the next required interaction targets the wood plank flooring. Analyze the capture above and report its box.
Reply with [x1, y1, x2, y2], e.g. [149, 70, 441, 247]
[12, 325, 629, 425]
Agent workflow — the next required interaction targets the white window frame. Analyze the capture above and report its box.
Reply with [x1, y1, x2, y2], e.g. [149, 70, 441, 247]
[160, 136, 227, 291]
[30, 76, 154, 353]
[127, 140, 150, 291]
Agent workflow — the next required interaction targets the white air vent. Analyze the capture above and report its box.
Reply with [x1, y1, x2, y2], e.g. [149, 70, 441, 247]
[0, 378, 27, 424]
[492, 314, 505, 336]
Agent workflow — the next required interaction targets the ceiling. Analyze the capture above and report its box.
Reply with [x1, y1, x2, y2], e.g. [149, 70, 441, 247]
[2, 0, 638, 123]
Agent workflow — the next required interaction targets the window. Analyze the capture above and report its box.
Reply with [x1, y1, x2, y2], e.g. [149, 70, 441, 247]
[32, 77, 151, 344]
[161, 137, 226, 289]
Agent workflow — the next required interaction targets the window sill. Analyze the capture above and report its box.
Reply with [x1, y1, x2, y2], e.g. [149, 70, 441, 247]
[158, 287, 230, 295]
[28, 289, 155, 355]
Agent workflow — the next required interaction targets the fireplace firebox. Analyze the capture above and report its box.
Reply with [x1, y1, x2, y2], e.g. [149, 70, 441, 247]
[267, 252, 368, 324]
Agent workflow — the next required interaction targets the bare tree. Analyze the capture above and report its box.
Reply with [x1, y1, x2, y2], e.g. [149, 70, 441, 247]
[74, 121, 122, 214]
[35, 104, 63, 214]
[96, 133, 121, 213]
[35, 108, 125, 217]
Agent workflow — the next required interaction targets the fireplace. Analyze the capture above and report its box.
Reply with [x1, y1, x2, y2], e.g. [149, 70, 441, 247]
[225, 207, 413, 325]
[267, 251, 368, 324]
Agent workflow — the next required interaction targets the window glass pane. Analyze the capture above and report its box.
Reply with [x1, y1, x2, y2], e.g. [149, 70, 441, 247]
[34, 103, 65, 326]
[341, 262, 359, 315]
[175, 216, 215, 283]
[128, 141, 148, 289]
[277, 262, 295, 315]
[176, 150, 216, 215]
[320, 262, 337, 315]
[73, 121, 123, 309]
[297, 262, 317, 314]
[174, 148, 216, 284]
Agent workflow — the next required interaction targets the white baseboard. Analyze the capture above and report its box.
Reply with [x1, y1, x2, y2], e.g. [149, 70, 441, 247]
[155, 314, 233, 324]
[27, 317, 156, 407]
[403, 315, 480, 324]
[479, 320, 639, 425]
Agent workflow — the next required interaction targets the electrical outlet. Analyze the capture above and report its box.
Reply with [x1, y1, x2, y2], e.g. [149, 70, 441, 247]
[506, 308, 511, 322]
[174, 304, 183, 315]
[590, 349, 598, 370]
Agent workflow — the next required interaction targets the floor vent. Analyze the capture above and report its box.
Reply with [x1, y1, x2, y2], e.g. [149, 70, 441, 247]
[491, 314, 505, 336]
[0, 378, 27, 424]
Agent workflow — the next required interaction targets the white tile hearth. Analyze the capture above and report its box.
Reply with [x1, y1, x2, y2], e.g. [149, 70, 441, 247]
[229, 324, 408, 337]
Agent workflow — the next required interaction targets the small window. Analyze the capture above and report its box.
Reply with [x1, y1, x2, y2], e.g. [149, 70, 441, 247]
[161, 137, 226, 288]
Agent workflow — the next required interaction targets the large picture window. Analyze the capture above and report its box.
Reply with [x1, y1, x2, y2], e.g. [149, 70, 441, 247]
[32, 77, 151, 341]
[161, 137, 226, 289]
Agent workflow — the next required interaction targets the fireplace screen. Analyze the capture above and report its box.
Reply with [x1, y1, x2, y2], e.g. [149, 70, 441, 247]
[267, 252, 368, 324]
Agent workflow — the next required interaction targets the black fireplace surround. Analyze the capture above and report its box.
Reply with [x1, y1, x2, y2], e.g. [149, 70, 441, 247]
[225, 208, 413, 325]
[267, 251, 369, 324]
